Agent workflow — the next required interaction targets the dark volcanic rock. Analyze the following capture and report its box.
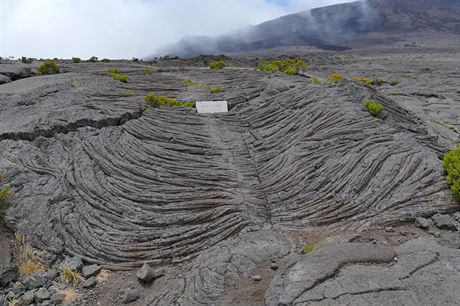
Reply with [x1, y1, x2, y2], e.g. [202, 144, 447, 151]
[122, 288, 140, 304]
[82, 264, 101, 278]
[415, 217, 430, 229]
[432, 213, 458, 231]
[136, 264, 154, 282]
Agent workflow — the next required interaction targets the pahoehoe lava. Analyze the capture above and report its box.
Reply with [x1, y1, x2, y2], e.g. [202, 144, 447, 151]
[0, 64, 456, 270]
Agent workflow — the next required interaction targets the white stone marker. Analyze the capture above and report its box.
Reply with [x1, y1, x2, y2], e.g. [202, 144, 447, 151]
[196, 101, 228, 113]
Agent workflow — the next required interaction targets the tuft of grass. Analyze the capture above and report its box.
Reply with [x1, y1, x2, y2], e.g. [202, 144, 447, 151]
[38, 60, 59, 75]
[71, 80, 78, 88]
[21, 57, 34, 64]
[303, 242, 325, 253]
[364, 99, 383, 118]
[326, 73, 343, 83]
[57, 289, 79, 305]
[352, 76, 373, 86]
[60, 267, 83, 285]
[111, 73, 129, 83]
[72, 57, 81, 64]
[101, 58, 110, 63]
[143, 67, 153, 75]
[311, 77, 322, 85]
[447, 124, 459, 133]
[257, 59, 308, 75]
[145, 93, 195, 108]
[443, 145, 460, 200]
[373, 78, 384, 86]
[185, 78, 201, 86]
[209, 60, 226, 69]
[210, 87, 222, 93]
[390, 80, 400, 86]
[106, 67, 122, 74]
[12, 234, 45, 275]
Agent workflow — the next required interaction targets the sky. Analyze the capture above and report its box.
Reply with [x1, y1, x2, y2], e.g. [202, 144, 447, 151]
[0, 0, 355, 59]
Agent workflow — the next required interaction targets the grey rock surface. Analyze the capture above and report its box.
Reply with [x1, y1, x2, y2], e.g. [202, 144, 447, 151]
[415, 217, 430, 229]
[136, 264, 154, 282]
[21, 290, 35, 305]
[432, 213, 458, 231]
[122, 288, 140, 304]
[34, 287, 50, 303]
[81, 276, 97, 288]
[60, 256, 83, 272]
[82, 264, 101, 278]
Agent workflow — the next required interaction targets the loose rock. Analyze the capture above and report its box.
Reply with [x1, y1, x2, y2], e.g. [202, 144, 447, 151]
[431, 213, 458, 231]
[252, 275, 262, 281]
[415, 217, 430, 229]
[21, 290, 35, 305]
[82, 276, 97, 288]
[46, 269, 59, 281]
[122, 288, 140, 304]
[50, 293, 65, 304]
[34, 287, 50, 303]
[60, 256, 83, 271]
[136, 263, 154, 282]
[82, 264, 101, 278]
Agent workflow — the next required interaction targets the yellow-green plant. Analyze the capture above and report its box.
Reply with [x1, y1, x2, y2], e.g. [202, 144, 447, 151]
[12, 234, 45, 275]
[0, 172, 13, 203]
[209, 60, 226, 69]
[111, 73, 129, 83]
[145, 93, 195, 108]
[38, 61, 59, 75]
[210, 87, 222, 93]
[106, 67, 122, 74]
[326, 73, 343, 83]
[304, 242, 325, 253]
[60, 267, 83, 285]
[364, 99, 383, 117]
[143, 67, 153, 75]
[311, 77, 322, 84]
[71, 80, 78, 88]
[443, 145, 460, 200]
[352, 76, 373, 86]
[257, 59, 308, 75]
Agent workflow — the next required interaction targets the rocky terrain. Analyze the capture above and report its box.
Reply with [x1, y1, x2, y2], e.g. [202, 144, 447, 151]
[0, 47, 459, 306]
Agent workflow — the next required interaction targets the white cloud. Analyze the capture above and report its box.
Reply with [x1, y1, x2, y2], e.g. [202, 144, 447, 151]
[0, 0, 355, 59]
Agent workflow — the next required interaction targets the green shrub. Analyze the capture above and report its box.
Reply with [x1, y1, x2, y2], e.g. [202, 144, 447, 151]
[303, 242, 325, 253]
[87, 56, 98, 62]
[209, 60, 226, 69]
[143, 67, 153, 75]
[185, 78, 201, 86]
[144, 93, 195, 108]
[443, 145, 460, 200]
[352, 76, 372, 86]
[111, 73, 128, 83]
[210, 87, 222, 93]
[106, 68, 122, 74]
[0, 172, 13, 203]
[257, 59, 308, 75]
[101, 58, 111, 63]
[326, 73, 343, 83]
[21, 57, 34, 64]
[311, 77, 322, 84]
[71, 80, 78, 88]
[38, 61, 59, 75]
[72, 57, 81, 63]
[364, 99, 383, 117]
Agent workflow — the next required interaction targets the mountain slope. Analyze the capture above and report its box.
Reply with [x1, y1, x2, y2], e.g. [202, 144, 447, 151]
[156, 0, 460, 57]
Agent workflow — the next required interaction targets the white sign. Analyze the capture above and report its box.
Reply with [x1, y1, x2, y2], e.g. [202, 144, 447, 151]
[196, 101, 228, 113]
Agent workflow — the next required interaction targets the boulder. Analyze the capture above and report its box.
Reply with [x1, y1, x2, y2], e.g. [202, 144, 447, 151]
[432, 213, 458, 231]
[82, 265, 101, 278]
[136, 263, 154, 282]
[21, 290, 35, 305]
[60, 256, 83, 271]
[415, 217, 430, 229]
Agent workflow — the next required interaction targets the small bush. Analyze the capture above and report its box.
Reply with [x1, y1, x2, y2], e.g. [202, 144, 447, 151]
[210, 87, 222, 93]
[60, 267, 83, 285]
[106, 67, 122, 74]
[132, 57, 139, 62]
[143, 67, 153, 75]
[21, 57, 34, 64]
[71, 80, 78, 88]
[352, 76, 372, 86]
[145, 93, 195, 108]
[38, 60, 59, 75]
[364, 99, 383, 117]
[209, 60, 226, 69]
[101, 58, 111, 63]
[12, 234, 45, 275]
[87, 56, 98, 62]
[311, 77, 322, 84]
[326, 73, 343, 83]
[111, 73, 129, 83]
[257, 59, 308, 75]
[72, 57, 81, 63]
[443, 145, 460, 200]
[303, 242, 325, 253]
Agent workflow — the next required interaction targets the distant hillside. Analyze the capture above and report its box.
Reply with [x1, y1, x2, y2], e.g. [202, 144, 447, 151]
[155, 0, 460, 57]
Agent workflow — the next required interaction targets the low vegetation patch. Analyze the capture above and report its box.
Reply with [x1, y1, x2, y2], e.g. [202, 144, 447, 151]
[38, 60, 60, 75]
[0, 171, 13, 223]
[143, 67, 153, 75]
[390, 80, 400, 86]
[210, 87, 222, 93]
[106, 67, 122, 74]
[12, 234, 45, 275]
[311, 77, 322, 84]
[326, 73, 343, 83]
[111, 73, 129, 83]
[352, 76, 373, 86]
[303, 242, 325, 253]
[71, 80, 78, 88]
[87, 56, 98, 62]
[145, 93, 195, 108]
[72, 57, 81, 63]
[21, 56, 34, 64]
[443, 145, 460, 200]
[60, 267, 83, 285]
[364, 99, 383, 117]
[209, 60, 226, 69]
[101, 58, 110, 63]
[185, 78, 222, 93]
[257, 59, 308, 75]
